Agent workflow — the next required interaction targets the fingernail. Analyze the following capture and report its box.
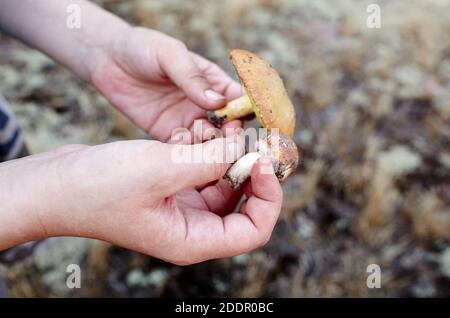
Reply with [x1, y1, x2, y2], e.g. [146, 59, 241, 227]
[204, 89, 225, 101]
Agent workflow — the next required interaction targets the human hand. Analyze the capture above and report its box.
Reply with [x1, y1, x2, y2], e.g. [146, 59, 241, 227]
[89, 27, 243, 142]
[0, 134, 282, 264]
[0, 1, 241, 141]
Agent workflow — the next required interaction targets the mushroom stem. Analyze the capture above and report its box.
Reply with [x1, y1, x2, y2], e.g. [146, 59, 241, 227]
[224, 152, 262, 189]
[207, 95, 253, 126]
[224, 132, 299, 190]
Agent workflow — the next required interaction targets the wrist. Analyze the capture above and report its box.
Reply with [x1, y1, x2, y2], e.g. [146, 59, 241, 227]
[0, 157, 57, 249]
[74, 9, 132, 82]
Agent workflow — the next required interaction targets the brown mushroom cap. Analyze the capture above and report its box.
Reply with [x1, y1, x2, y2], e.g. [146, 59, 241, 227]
[230, 49, 296, 138]
[264, 132, 299, 181]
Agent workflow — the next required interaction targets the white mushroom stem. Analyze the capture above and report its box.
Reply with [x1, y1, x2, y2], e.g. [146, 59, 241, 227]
[224, 152, 262, 189]
[223, 132, 299, 190]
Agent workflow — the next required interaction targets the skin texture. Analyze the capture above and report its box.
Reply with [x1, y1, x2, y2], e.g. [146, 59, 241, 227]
[0, 134, 282, 265]
[0, 0, 243, 141]
[91, 28, 244, 142]
[0, 0, 283, 264]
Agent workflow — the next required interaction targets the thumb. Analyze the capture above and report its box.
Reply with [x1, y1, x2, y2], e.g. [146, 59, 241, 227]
[165, 134, 245, 193]
[159, 40, 226, 109]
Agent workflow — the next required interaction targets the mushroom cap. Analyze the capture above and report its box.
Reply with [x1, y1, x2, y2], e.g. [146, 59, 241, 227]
[230, 49, 296, 138]
[224, 131, 299, 189]
[258, 131, 299, 182]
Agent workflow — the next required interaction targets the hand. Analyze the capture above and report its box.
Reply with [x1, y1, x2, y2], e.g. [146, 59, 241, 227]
[90, 27, 243, 142]
[0, 136, 282, 265]
[0, 1, 240, 141]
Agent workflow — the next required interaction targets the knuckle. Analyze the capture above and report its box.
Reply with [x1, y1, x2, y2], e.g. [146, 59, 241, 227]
[160, 39, 187, 66]
[168, 39, 187, 52]
[186, 68, 206, 82]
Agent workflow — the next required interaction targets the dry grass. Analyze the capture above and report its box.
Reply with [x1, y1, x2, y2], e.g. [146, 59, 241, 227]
[0, 0, 449, 297]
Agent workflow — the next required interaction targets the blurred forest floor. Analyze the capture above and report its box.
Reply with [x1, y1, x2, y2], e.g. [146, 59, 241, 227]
[1, 0, 449, 297]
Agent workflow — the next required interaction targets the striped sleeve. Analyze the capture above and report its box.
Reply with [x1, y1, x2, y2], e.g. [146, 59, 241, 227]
[0, 95, 25, 162]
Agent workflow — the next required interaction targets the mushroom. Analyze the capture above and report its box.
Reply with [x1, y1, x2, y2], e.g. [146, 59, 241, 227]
[224, 130, 299, 189]
[207, 49, 299, 189]
[207, 49, 296, 137]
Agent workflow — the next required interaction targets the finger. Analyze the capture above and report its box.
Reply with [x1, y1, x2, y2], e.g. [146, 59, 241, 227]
[197, 120, 244, 206]
[190, 120, 227, 191]
[151, 97, 216, 143]
[159, 41, 226, 110]
[190, 119, 222, 143]
[198, 119, 244, 209]
[167, 127, 193, 145]
[169, 119, 220, 145]
[160, 107, 242, 146]
[221, 120, 243, 137]
[163, 134, 245, 194]
[178, 157, 283, 263]
[200, 179, 243, 216]
[239, 157, 283, 236]
[242, 180, 253, 198]
[194, 120, 243, 190]
[191, 53, 244, 101]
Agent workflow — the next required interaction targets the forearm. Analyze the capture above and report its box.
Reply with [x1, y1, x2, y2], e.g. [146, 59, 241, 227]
[0, 0, 130, 81]
[0, 157, 59, 250]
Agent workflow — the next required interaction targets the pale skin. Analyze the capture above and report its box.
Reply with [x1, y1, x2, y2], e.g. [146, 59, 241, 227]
[0, 0, 283, 264]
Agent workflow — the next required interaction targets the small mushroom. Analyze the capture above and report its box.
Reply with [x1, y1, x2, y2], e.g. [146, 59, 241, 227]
[207, 49, 296, 138]
[224, 131, 299, 189]
[207, 49, 299, 189]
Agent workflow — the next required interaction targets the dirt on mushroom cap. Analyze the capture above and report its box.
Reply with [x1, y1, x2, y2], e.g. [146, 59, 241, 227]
[230, 49, 296, 138]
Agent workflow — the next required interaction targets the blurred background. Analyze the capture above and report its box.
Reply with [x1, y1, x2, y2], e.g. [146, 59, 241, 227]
[0, 0, 450, 297]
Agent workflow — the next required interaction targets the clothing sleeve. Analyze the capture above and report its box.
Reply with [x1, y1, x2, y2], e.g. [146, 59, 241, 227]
[0, 95, 26, 162]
